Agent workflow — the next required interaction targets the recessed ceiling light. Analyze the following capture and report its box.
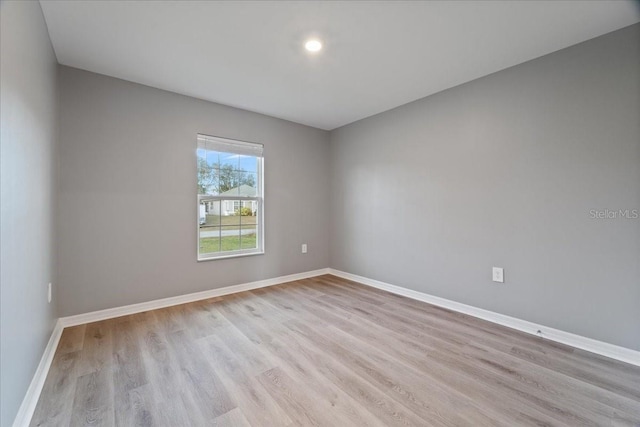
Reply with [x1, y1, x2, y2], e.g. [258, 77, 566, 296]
[304, 39, 322, 52]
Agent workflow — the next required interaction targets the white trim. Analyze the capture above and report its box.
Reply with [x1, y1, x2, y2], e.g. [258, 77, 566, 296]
[328, 269, 640, 367]
[12, 320, 64, 427]
[59, 268, 330, 328]
[197, 250, 264, 262]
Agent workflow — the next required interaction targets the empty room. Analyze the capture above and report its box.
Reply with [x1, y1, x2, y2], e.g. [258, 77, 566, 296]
[1, 0, 639, 426]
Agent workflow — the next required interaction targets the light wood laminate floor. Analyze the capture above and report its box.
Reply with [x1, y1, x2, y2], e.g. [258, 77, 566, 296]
[32, 275, 640, 426]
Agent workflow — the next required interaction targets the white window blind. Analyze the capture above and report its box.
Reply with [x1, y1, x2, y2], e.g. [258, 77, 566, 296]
[197, 134, 263, 158]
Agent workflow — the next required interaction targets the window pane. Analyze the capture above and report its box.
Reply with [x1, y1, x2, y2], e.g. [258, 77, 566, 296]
[238, 155, 258, 174]
[240, 231, 257, 249]
[205, 149, 219, 165]
[238, 173, 257, 196]
[239, 206, 258, 250]
[219, 152, 239, 170]
[199, 227, 221, 253]
[220, 225, 241, 251]
[220, 178, 238, 196]
[217, 170, 256, 195]
[197, 148, 206, 162]
[221, 206, 241, 224]
[198, 151, 220, 195]
[199, 200, 221, 253]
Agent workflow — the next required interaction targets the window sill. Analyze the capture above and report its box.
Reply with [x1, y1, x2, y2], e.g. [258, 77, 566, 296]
[197, 250, 265, 262]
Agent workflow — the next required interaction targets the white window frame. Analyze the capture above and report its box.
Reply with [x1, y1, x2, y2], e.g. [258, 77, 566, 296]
[197, 134, 264, 261]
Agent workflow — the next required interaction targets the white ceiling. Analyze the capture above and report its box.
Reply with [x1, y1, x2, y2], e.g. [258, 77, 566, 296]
[40, 1, 639, 130]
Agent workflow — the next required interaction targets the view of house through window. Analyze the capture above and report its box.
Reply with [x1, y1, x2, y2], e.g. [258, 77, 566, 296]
[197, 134, 264, 260]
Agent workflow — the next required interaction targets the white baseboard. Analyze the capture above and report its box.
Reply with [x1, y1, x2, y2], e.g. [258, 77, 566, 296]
[328, 268, 640, 367]
[59, 268, 330, 327]
[12, 319, 64, 427]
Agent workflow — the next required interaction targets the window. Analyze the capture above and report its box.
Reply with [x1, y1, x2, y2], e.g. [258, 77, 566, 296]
[197, 134, 264, 260]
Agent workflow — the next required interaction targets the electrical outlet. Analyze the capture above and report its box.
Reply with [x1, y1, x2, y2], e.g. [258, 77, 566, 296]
[47, 283, 52, 303]
[492, 267, 504, 283]
[301, 244, 307, 254]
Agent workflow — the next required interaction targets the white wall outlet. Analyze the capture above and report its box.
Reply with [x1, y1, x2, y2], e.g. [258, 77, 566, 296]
[492, 267, 504, 283]
[301, 243, 308, 254]
[47, 283, 52, 303]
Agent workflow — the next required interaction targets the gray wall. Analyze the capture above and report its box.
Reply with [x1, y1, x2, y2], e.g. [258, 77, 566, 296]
[0, 1, 59, 425]
[329, 24, 640, 351]
[57, 66, 330, 316]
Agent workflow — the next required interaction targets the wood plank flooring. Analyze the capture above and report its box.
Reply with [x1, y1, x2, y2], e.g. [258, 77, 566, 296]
[31, 275, 640, 426]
